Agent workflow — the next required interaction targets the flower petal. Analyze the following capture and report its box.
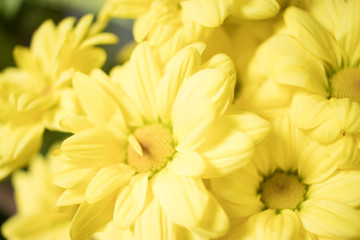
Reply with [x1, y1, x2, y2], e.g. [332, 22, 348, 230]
[299, 199, 360, 239]
[157, 45, 202, 122]
[167, 151, 206, 177]
[330, 98, 360, 133]
[85, 164, 134, 203]
[285, 7, 342, 67]
[308, 170, 360, 207]
[61, 128, 125, 167]
[232, 0, 279, 20]
[153, 169, 229, 238]
[328, 135, 360, 169]
[174, 97, 216, 152]
[298, 141, 338, 184]
[181, 0, 231, 27]
[70, 197, 115, 240]
[290, 92, 333, 130]
[254, 209, 301, 240]
[113, 173, 149, 229]
[72, 71, 122, 124]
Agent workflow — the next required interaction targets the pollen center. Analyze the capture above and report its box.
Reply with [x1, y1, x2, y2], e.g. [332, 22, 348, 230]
[260, 171, 306, 210]
[127, 124, 175, 173]
[330, 67, 360, 103]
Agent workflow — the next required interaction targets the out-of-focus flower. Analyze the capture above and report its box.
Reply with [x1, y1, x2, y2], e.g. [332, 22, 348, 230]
[1, 154, 77, 240]
[52, 42, 270, 239]
[246, 0, 360, 168]
[0, 14, 117, 180]
[212, 116, 360, 240]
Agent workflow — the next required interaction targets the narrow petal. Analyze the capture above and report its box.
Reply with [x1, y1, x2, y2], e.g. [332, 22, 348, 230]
[157, 45, 202, 122]
[328, 135, 360, 169]
[308, 170, 360, 207]
[284, 7, 342, 67]
[167, 151, 206, 177]
[232, 0, 279, 20]
[56, 188, 85, 207]
[255, 209, 301, 240]
[298, 141, 338, 184]
[61, 128, 125, 167]
[274, 56, 329, 96]
[330, 98, 360, 133]
[174, 97, 216, 152]
[181, 0, 231, 27]
[198, 115, 255, 178]
[153, 169, 229, 238]
[113, 173, 149, 229]
[72, 72, 122, 124]
[290, 92, 333, 130]
[335, 0, 360, 65]
[85, 164, 134, 203]
[171, 68, 231, 119]
[70, 197, 115, 240]
[123, 42, 161, 121]
[307, 116, 341, 144]
[299, 199, 360, 239]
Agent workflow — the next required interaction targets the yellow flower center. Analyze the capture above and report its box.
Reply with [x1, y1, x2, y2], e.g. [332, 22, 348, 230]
[330, 67, 360, 103]
[127, 124, 175, 173]
[260, 171, 306, 210]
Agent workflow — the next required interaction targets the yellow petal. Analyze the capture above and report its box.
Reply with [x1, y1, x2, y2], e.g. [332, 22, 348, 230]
[308, 170, 360, 207]
[113, 173, 149, 229]
[56, 188, 85, 207]
[152, 169, 229, 238]
[157, 45, 202, 122]
[199, 115, 255, 178]
[72, 72, 122, 124]
[290, 92, 333, 130]
[232, 0, 279, 20]
[181, 0, 231, 27]
[284, 7, 342, 67]
[328, 135, 360, 169]
[211, 164, 262, 205]
[61, 128, 124, 167]
[167, 151, 206, 177]
[171, 68, 230, 119]
[174, 97, 216, 152]
[335, 0, 360, 65]
[254, 209, 301, 240]
[298, 141, 338, 184]
[330, 98, 360, 133]
[70, 197, 115, 240]
[85, 164, 134, 203]
[299, 199, 360, 239]
[307, 116, 341, 144]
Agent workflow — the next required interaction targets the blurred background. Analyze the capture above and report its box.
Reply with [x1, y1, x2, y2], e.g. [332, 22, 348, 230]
[0, 0, 134, 239]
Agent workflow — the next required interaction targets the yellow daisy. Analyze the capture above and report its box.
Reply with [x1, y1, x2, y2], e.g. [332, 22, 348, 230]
[1, 154, 77, 240]
[247, 0, 360, 168]
[212, 116, 360, 240]
[53, 42, 270, 239]
[0, 14, 117, 179]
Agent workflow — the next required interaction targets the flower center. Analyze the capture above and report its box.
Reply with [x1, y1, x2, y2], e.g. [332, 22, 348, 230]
[330, 67, 360, 103]
[127, 124, 175, 173]
[260, 171, 306, 210]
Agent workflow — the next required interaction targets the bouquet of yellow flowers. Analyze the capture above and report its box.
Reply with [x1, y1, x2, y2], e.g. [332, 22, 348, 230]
[1, 0, 360, 239]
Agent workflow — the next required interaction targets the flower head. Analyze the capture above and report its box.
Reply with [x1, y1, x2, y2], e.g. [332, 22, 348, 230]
[0, 14, 117, 179]
[212, 116, 360, 239]
[1, 154, 77, 240]
[53, 42, 270, 239]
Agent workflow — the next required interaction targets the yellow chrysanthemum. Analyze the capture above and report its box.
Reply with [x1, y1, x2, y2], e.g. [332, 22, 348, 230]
[53, 42, 270, 239]
[212, 117, 360, 240]
[246, 0, 360, 168]
[0, 14, 117, 179]
[1, 154, 77, 240]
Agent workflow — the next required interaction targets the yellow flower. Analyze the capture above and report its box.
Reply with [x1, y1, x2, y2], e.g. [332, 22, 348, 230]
[247, 0, 360, 168]
[0, 14, 117, 179]
[53, 42, 270, 239]
[1, 154, 77, 240]
[212, 117, 360, 240]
